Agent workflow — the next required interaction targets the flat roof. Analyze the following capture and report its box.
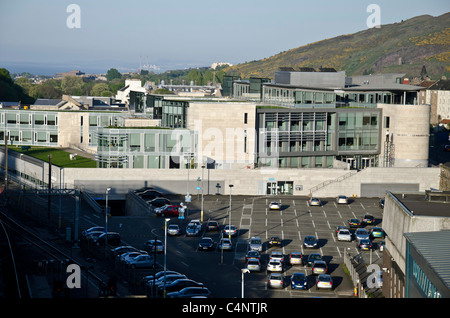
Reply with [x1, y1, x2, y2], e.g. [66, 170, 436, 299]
[404, 230, 450, 291]
[391, 192, 450, 217]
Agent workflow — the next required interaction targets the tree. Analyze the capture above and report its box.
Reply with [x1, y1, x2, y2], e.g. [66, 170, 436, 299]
[106, 68, 121, 81]
[90, 83, 112, 96]
[61, 75, 83, 95]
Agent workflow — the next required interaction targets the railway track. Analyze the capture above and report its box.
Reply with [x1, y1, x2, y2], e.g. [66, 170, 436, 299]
[0, 210, 108, 298]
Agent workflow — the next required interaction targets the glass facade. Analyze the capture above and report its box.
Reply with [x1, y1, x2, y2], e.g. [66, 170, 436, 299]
[96, 128, 197, 169]
[0, 110, 59, 146]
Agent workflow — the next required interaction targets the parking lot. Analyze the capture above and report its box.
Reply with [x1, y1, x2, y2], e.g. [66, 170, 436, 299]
[95, 194, 385, 298]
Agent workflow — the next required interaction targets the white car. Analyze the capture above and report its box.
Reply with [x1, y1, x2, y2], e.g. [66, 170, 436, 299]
[336, 195, 348, 204]
[267, 260, 283, 272]
[167, 224, 181, 236]
[268, 273, 284, 288]
[269, 251, 284, 263]
[120, 251, 145, 263]
[337, 228, 352, 242]
[190, 219, 202, 231]
[246, 258, 261, 272]
[289, 252, 303, 265]
[126, 254, 155, 268]
[269, 201, 281, 210]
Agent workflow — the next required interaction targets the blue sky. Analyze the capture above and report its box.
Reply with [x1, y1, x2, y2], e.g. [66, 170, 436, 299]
[0, 0, 449, 74]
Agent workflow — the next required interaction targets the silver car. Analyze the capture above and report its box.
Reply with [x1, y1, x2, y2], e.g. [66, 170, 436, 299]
[249, 237, 263, 252]
[355, 228, 370, 241]
[268, 273, 284, 289]
[218, 238, 232, 250]
[167, 224, 181, 236]
[246, 258, 261, 272]
[337, 228, 352, 242]
[316, 274, 333, 290]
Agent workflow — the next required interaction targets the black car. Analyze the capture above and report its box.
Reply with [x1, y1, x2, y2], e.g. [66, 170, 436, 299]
[158, 279, 204, 295]
[269, 236, 282, 248]
[303, 235, 318, 248]
[206, 220, 219, 231]
[148, 197, 170, 208]
[198, 237, 214, 251]
[95, 232, 121, 246]
[306, 253, 322, 267]
[362, 214, 375, 225]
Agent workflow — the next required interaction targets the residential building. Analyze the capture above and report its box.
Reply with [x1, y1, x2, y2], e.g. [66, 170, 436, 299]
[418, 79, 450, 125]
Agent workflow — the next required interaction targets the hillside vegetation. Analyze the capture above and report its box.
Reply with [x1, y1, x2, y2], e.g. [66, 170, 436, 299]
[225, 13, 450, 80]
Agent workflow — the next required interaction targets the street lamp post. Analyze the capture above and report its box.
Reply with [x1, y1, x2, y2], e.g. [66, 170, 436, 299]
[229, 184, 233, 240]
[163, 218, 170, 298]
[105, 187, 111, 257]
[201, 164, 205, 222]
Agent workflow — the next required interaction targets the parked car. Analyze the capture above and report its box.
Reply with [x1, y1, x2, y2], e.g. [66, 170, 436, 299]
[245, 250, 260, 261]
[267, 273, 284, 289]
[95, 232, 121, 246]
[370, 227, 385, 239]
[158, 279, 204, 295]
[206, 220, 219, 231]
[198, 237, 214, 251]
[218, 238, 232, 250]
[337, 228, 352, 242]
[362, 214, 375, 225]
[312, 261, 328, 275]
[267, 260, 283, 272]
[355, 228, 370, 241]
[186, 223, 200, 236]
[147, 274, 187, 287]
[223, 225, 237, 237]
[289, 252, 303, 265]
[306, 253, 322, 267]
[268, 236, 282, 248]
[308, 197, 322, 206]
[167, 287, 211, 298]
[269, 251, 284, 264]
[246, 258, 261, 272]
[336, 195, 348, 204]
[144, 239, 164, 253]
[303, 235, 318, 248]
[126, 254, 156, 269]
[249, 237, 263, 252]
[167, 224, 181, 236]
[154, 204, 181, 217]
[316, 274, 333, 290]
[356, 239, 373, 251]
[148, 197, 170, 208]
[142, 271, 181, 285]
[111, 245, 138, 258]
[120, 251, 146, 263]
[81, 226, 105, 239]
[84, 231, 105, 242]
[269, 201, 281, 210]
[291, 272, 308, 290]
[348, 218, 361, 228]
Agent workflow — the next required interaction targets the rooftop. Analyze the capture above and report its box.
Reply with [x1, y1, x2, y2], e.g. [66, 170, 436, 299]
[390, 192, 450, 217]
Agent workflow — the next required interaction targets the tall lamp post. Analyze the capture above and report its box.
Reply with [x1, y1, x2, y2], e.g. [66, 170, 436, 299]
[163, 218, 170, 298]
[201, 164, 205, 222]
[105, 187, 111, 257]
[228, 184, 233, 239]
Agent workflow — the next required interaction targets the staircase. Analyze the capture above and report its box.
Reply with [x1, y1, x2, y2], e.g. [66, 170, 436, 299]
[309, 170, 358, 196]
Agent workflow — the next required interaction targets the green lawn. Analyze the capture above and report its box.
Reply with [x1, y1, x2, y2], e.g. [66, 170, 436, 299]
[9, 146, 97, 168]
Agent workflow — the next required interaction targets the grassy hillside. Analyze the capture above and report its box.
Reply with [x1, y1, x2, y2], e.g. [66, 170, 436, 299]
[225, 13, 450, 80]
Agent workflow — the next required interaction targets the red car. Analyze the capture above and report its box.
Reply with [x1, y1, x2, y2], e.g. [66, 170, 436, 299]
[154, 205, 181, 217]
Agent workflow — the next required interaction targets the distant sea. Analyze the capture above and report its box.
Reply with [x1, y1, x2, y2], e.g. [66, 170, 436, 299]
[1, 60, 210, 76]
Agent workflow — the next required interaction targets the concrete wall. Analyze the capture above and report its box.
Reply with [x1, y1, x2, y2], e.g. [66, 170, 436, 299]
[378, 103, 430, 167]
